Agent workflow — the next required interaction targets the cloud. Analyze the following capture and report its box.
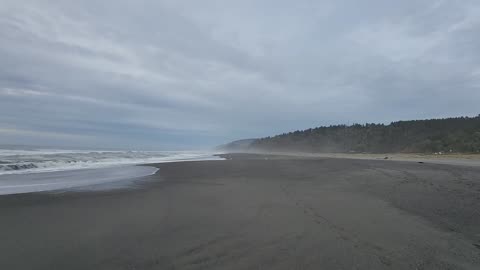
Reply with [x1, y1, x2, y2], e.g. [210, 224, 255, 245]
[0, 0, 479, 149]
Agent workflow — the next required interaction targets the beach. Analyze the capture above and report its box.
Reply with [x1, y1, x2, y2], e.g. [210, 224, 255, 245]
[1, 154, 480, 269]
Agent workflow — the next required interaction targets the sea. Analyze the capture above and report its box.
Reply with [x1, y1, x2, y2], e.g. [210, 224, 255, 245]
[0, 146, 223, 195]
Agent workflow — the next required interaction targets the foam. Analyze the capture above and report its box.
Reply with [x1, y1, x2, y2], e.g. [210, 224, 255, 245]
[0, 149, 222, 175]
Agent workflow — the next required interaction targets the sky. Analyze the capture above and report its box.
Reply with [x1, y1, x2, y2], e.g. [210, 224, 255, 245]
[0, 0, 479, 150]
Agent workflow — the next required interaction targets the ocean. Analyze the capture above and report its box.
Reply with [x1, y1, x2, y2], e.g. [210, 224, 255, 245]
[0, 147, 223, 195]
[0, 147, 222, 175]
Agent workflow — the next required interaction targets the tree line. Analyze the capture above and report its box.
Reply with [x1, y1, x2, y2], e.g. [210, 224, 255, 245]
[248, 115, 480, 154]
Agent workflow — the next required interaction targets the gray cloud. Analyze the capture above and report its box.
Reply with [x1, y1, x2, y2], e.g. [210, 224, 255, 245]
[0, 0, 479, 149]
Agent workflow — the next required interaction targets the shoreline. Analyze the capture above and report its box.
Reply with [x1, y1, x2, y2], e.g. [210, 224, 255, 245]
[1, 154, 480, 269]
[217, 151, 480, 167]
[0, 165, 159, 195]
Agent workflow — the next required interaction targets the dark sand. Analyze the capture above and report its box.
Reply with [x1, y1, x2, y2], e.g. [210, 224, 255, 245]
[1, 154, 480, 269]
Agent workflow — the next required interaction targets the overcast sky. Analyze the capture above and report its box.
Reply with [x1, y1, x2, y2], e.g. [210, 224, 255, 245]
[1, 0, 479, 149]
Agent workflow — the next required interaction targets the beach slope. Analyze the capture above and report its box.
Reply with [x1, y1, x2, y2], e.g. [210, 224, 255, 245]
[1, 154, 480, 269]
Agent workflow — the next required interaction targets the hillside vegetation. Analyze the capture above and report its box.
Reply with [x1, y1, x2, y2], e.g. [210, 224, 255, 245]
[230, 115, 480, 154]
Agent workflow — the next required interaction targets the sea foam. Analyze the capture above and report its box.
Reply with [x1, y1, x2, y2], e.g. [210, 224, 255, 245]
[0, 148, 222, 175]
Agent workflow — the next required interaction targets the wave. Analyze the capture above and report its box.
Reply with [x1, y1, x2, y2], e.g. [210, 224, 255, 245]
[0, 149, 222, 175]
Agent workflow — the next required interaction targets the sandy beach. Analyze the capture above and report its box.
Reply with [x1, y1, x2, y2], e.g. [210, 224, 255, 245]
[1, 154, 480, 269]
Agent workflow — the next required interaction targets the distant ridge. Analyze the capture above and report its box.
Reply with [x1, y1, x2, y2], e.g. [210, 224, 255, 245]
[217, 139, 256, 152]
[221, 115, 480, 154]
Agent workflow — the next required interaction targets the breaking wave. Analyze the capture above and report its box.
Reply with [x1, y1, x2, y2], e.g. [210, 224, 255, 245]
[0, 148, 222, 175]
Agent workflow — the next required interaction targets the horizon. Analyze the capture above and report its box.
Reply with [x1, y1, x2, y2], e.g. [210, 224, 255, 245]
[2, 113, 478, 151]
[1, 0, 480, 149]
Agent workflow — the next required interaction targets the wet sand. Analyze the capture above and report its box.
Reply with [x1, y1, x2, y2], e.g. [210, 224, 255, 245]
[1, 154, 480, 269]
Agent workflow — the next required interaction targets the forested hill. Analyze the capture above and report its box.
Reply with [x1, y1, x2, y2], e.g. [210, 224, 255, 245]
[229, 115, 480, 154]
